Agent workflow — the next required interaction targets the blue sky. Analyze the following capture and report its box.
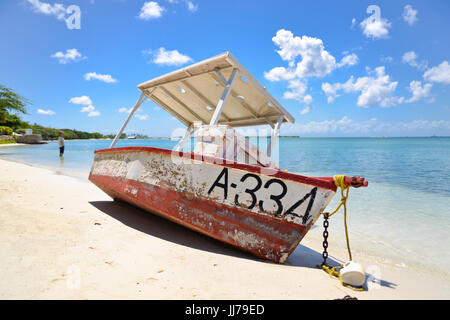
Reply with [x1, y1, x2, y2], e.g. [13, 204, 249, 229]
[1, 0, 449, 136]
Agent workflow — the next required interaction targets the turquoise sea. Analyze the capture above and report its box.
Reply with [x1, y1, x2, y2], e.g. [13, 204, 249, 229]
[1, 137, 449, 274]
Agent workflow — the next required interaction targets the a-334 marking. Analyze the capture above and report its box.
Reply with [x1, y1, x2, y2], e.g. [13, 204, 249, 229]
[207, 167, 317, 224]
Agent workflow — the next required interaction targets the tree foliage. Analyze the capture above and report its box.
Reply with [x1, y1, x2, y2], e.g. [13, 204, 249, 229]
[0, 85, 29, 123]
[0, 126, 13, 135]
[1, 113, 30, 131]
[15, 125, 111, 140]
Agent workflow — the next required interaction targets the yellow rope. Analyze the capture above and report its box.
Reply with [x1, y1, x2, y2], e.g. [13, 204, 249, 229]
[330, 175, 352, 261]
[317, 175, 364, 291]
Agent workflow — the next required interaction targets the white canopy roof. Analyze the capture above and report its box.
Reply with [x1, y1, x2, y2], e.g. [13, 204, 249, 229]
[137, 52, 295, 128]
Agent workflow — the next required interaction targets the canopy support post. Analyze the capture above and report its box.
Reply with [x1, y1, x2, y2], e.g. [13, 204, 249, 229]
[110, 92, 148, 148]
[209, 68, 238, 126]
[175, 124, 193, 151]
[267, 116, 283, 165]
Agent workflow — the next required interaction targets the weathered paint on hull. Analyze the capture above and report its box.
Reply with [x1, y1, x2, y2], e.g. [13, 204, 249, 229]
[89, 147, 337, 263]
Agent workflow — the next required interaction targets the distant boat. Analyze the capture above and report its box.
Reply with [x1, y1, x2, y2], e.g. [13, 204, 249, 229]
[127, 135, 137, 139]
[89, 52, 368, 263]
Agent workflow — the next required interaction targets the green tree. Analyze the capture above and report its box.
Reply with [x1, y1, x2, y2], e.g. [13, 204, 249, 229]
[0, 85, 30, 124]
[3, 114, 30, 131]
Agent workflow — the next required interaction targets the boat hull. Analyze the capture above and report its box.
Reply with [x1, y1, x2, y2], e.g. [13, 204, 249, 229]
[89, 147, 337, 263]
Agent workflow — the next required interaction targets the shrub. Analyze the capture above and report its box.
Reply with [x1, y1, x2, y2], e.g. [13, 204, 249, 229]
[0, 126, 13, 135]
[0, 139, 15, 144]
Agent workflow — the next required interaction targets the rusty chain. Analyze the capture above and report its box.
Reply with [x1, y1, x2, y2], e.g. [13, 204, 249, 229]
[321, 212, 330, 266]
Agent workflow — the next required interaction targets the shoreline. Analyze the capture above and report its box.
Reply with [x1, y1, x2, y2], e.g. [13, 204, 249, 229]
[0, 155, 90, 182]
[0, 158, 449, 299]
[0, 143, 29, 148]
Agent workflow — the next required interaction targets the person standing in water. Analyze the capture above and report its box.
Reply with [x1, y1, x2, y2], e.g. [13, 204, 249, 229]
[58, 131, 65, 157]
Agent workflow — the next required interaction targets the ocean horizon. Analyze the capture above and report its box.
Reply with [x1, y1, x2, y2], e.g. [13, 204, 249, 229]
[1, 137, 449, 277]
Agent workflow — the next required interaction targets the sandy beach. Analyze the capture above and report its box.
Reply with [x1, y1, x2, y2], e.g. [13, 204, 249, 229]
[0, 158, 449, 300]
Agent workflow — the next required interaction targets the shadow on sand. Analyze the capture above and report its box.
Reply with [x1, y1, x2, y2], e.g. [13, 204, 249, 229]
[90, 199, 341, 268]
[89, 199, 396, 290]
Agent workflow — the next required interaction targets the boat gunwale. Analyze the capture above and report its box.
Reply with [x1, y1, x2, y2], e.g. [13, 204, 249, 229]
[93, 146, 337, 192]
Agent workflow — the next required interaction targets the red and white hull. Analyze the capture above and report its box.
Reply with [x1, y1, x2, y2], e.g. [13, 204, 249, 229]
[89, 146, 337, 263]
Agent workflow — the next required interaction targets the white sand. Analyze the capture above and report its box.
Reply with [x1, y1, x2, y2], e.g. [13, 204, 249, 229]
[0, 158, 449, 300]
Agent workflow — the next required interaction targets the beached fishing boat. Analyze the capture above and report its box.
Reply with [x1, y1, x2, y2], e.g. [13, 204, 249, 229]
[89, 52, 367, 263]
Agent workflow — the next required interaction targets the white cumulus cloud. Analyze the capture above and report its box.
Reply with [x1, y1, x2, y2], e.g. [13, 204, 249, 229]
[322, 80, 349, 104]
[380, 56, 394, 63]
[303, 94, 313, 105]
[84, 72, 118, 83]
[37, 108, 55, 115]
[265, 29, 358, 82]
[337, 53, 359, 68]
[185, 1, 198, 12]
[69, 95, 92, 105]
[347, 66, 404, 107]
[144, 47, 193, 66]
[135, 114, 149, 120]
[322, 67, 404, 108]
[282, 80, 313, 114]
[360, 14, 391, 39]
[153, 0, 198, 14]
[51, 49, 86, 64]
[271, 29, 337, 78]
[118, 107, 146, 115]
[119, 107, 132, 113]
[80, 105, 100, 117]
[402, 51, 427, 71]
[300, 105, 312, 115]
[403, 5, 418, 26]
[406, 81, 433, 103]
[87, 110, 100, 117]
[27, 0, 67, 20]
[264, 29, 361, 114]
[323, 68, 435, 106]
[264, 67, 296, 82]
[139, 1, 164, 20]
[283, 80, 308, 102]
[70, 96, 101, 117]
[81, 105, 95, 113]
[423, 61, 450, 85]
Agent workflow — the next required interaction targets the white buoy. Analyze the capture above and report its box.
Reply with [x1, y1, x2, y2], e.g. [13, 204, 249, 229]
[340, 261, 365, 287]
